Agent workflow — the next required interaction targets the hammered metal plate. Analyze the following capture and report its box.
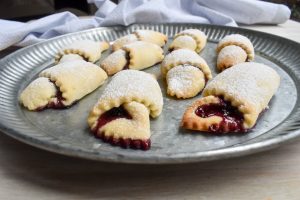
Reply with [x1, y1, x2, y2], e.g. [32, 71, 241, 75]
[0, 24, 300, 164]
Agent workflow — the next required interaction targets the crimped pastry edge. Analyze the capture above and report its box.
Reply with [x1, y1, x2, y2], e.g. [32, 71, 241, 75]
[181, 96, 223, 131]
[88, 96, 162, 130]
[175, 32, 207, 53]
[123, 44, 164, 70]
[202, 91, 258, 129]
[162, 61, 212, 81]
[134, 31, 168, 47]
[55, 41, 109, 63]
[217, 42, 254, 61]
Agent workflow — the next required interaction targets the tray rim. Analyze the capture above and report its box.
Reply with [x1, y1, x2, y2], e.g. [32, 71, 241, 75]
[0, 23, 300, 164]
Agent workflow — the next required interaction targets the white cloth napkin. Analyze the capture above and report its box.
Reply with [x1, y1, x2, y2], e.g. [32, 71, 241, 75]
[0, 0, 290, 51]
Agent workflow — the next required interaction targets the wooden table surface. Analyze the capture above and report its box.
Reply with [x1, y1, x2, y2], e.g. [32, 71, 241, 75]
[0, 20, 300, 200]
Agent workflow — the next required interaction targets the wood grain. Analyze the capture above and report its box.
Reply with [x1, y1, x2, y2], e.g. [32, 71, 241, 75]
[0, 20, 299, 200]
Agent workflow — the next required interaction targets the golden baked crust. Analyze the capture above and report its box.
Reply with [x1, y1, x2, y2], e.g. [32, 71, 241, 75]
[217, 45, 247, 71]
[88, 70, 163, 130]
[203, 62, 280, 129]
[169, 29, 207, 53]
[40, 60, 107, 106]
[135, 30, 167, 47]
[55, 40, 109, 63]
[166, 65, 205, 99]
[161, 49, 212, 80]
[123, 41, 164, 70]
[181, 96, 223, 131]
[112, 34, 138, 52]
[216, 34, 254, 61]
[20, 77, 57, 110]
[98, 102, 150, 140]
[101, 41, 164, 75]
[112, 30, 167, 51]
[58, 54, 84, 63]
[20, 60, 108, 110]
[100, 49, 128, 75]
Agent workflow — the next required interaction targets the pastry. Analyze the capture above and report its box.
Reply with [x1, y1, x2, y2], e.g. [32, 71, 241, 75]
[161, 49, 212, 98]
[55, 40, 109, 63]
[20, 60, 108, 111]
[101, 41, 164, 75]
[112, 30, 167, 51]
[216, 34, 254, 71]
[169, 29, 207, 53]
[181, 62, 280, 133]
[88, 70, 163, 150]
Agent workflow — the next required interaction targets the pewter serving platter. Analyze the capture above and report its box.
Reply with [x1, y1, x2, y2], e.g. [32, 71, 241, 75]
[0, 24, 300, 164]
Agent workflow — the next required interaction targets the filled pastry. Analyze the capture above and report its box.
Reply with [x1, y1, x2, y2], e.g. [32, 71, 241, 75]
[20, 60, 108, 111]
[216, 34, 254, 71]
[101, 41, 164, 75]
[161, 49, 212, 99]
[169, 29, 207, 53]
[181, 62, 280, 133]
[112, 30, 167, 51]
[55, 40, 110, 63]
[88, 70, 163, 150]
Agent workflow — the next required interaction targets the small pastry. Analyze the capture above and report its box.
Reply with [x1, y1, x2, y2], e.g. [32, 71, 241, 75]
[216, 34, 254, 71]
[88, 70, 163, 150]
[20, 60, 107, 111]
[55, 40, 109, 63]
[181, 62, 280, 133]
[112, 30, 167, 51]
[101, 41, 164, 76]
[169, 29, 207, 53]
[161, 49, 212, 98]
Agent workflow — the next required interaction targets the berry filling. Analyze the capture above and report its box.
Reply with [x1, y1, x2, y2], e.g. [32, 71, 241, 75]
[92, 106, 151, 150]
[123, 52, 130, 70]
[35, 81, 66, 111]
[195, 97, 246, 133]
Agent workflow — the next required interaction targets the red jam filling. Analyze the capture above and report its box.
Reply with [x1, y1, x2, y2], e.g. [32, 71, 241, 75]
[195, 97, 246, 133]
[93, 106, 151, 150]
[123, 52, 130, 70]
[35, 81, 66, 111]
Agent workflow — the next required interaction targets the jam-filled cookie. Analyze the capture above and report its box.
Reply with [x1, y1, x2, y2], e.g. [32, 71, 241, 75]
[161, 49, 212, 99]
[101, 41, 164, 75]
[20, 60, 107, 111]
[88, 70, 163, 150]
[216, 34, 254, 71]
[169, 29, 207, 53]
[181, 62, 280, 133]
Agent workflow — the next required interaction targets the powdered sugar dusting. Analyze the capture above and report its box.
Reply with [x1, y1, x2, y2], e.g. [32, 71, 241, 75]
[167, 65, 198, 92]
[217, 45, 247, 67]
[217, 34, 254, 56]
[98, 70, 163, 112]
[204, 62, 280, 111]
[162, 49, 205, 67]
[101, 49, 127, 68]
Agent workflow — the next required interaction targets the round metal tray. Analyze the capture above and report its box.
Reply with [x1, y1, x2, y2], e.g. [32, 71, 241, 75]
[0, 24, 299, 164]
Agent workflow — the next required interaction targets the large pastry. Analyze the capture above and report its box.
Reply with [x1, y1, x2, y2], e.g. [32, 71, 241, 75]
[181, 62, 280, 133]
[55, 39, 109, 63]
[216, 34, 254, 71]
[112, 30, 167, 51]
[161, 49, 212, 99]
[101, 41, 164, 76]
[88, 70, 163, 150]
[169, 29, 207, 53]
[20, 59, 108, 111]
